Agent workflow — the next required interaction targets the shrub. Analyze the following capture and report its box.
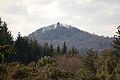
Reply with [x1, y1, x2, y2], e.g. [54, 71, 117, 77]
[36, 56, 56, 68]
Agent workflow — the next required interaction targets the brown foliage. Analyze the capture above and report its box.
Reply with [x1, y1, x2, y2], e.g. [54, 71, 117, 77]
[53, 54, 81, 73]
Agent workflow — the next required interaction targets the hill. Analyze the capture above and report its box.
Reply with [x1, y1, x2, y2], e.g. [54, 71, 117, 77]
[29, 22, 113, 53]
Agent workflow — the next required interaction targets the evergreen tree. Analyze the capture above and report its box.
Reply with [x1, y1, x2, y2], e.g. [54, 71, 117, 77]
[49, 44, 54, 56]
[56, 45, 61, 55]
[97, 49, 117, 80]
[43, 43, 50, 56]
[109, 25, 120, 79]
[69, 46, 78, 55]
[14, 33, 32, 64]
[62, 42, 67, 54]
[80, 49, 98, 79]
[29, 39, 42, 61]
[0, 18, 13, 46]
[112, 26, 120, 58]
[0, 45, 15, 63]
[0, 18, 15, 63]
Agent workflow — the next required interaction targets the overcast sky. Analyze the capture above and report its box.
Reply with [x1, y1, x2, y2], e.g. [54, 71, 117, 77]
[0, 0, 120, 38]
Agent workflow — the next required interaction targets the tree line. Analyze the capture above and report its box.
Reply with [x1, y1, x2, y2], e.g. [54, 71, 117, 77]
[0, 18, 78, 64]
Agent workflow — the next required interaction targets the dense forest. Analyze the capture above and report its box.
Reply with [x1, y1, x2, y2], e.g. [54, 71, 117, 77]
[0, 18, 120, 80]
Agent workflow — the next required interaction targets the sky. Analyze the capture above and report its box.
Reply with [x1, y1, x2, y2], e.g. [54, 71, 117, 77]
[0, 0, 120, 38]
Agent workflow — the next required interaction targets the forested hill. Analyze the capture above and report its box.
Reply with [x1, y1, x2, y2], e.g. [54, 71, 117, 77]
[29, 22, 113, 52]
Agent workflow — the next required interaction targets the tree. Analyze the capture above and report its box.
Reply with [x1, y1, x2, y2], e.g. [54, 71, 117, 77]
[14, 33, 32, 64]
[0, 45, 15, 63]
[109, 25, 120, 79]
[112, 26, 120, 58]
[62, 42, 67, 54]
[80, 49, 98, 79]
[49, 44, 54, 56]
[56, 45, 61, 55]
[68, 46, 78, 55]
[0, 18, 13, 46]
[97, 49, 116, 80]
[29, 39, 42, 61]
[0, 18, 15, 63]
[43, 43, 50, 56]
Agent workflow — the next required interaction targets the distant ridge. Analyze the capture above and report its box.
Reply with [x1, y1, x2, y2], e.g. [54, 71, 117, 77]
[29, 22, 113, 53]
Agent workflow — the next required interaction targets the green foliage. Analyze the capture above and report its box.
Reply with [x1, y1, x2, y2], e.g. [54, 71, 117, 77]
[29, 39, 42, 61]
[14, 33, 31, 64]
[12, 66, 30, 80]
[0, 64, 7, 79]
[0, 18, 13, 46]
[43, 43, 50, 56]
[112, 26, 120, 62]
[0, 45, 15, 63]
[36, 56, 56, 68]
[0, 18, 15, 63]
[50, 69, 75, 80]
[14, 33, 42, 64]
[79, 49, 98, 80]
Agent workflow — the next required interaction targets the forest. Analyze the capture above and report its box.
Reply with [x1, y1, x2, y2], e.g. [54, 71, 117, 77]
[0, 18, 120, 80]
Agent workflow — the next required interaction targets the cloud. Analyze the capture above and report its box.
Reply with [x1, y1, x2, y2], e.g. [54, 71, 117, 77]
[0, 0, 120, 38]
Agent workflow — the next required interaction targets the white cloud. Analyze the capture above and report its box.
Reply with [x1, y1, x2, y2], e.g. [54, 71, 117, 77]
[0, 0, 120, 38]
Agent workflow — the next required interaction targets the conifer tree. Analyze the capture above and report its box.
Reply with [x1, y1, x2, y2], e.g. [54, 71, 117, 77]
[0, 18, 15, 63]
[69, 46, 78, 55]
[14, 33, 32, 64]
[112, 26, 120, 58]
[98, 49, 116, 80]
[57, 45, 60, 55]
[0, 18, 13, 45]
[43, 43, 50, 56]
[29, 39, 42, 60]
[49, 44, 54, 56]
[62, 42, 67, 54]
[80, 49, 98, 79]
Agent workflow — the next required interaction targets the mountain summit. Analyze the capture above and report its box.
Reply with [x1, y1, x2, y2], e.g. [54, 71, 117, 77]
[41, 22, 72, 33]
[29, 23, 113, 53]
